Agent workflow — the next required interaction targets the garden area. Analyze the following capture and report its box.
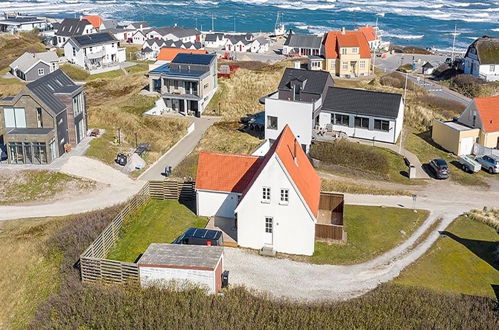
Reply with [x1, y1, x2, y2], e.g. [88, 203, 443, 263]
[106, 200, 208, 263]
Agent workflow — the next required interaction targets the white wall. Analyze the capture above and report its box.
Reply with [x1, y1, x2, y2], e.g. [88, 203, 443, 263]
[196, 190, 240, 218]
[265, 96, 314, 152]
[235, 155, 316, 256]
[139, 266, 216, 293]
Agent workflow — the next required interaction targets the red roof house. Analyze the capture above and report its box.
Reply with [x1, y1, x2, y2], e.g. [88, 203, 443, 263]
[82, 15, 104, 30]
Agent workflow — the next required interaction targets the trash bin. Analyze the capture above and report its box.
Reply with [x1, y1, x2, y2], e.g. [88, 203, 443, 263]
[221, 270, 229, 288]
[409, 165, 416, 179]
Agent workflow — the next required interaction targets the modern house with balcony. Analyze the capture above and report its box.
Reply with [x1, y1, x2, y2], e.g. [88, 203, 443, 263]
[64, 32, 126, 72]
[0, 70, 87, 164]
[148, 53, 217, 117]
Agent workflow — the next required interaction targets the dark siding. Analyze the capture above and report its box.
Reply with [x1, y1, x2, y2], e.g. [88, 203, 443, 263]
[56, 111, 68, 156]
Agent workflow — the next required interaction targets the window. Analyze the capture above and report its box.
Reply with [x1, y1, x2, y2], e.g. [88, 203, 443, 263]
[342, 62, 348, 70]
[4, 107, 26, 128]
[341, 48, 347, 55]
[333, 113, 349, 126]
[491, 65, 496, 73]
[374, 119, 390, 132]
[265, 217, 273, 233]
[280, 189, 289, 204]
[262, 187, 271, 203]
[38, 68, 44, 76]
[174, 80, 179, 89]
[354, 116, 369, 129]
[73, 93, 84, 116]
[360, 60, 366, 69]
[352, 47, 358, 54]
[330, 61, 335, 70]
[36, 108, 43, 128]
[267, 116, 278, 130]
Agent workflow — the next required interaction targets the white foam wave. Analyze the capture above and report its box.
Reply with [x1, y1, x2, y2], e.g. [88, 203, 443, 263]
[384, 33, 424, 40]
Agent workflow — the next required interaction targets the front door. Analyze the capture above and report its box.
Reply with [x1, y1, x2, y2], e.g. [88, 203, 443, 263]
[264, 217, 273, 245]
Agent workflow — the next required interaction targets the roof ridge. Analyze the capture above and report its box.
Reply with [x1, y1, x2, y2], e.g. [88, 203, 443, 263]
[199, 151, 260, 159]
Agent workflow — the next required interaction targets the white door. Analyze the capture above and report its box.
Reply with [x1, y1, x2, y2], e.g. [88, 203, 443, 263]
[459, 137, 474, 155]
[49, 139, 57, 161]
[264, 217, 273, 245]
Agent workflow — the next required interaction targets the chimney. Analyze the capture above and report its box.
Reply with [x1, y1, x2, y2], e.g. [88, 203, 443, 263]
[294, 61, 300, 69]
[341, 27, 346, 35]
[140, 24, 143, 30]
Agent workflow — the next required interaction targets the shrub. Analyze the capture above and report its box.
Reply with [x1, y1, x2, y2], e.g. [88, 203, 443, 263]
[416, 94, 465, 119]
[466, 208, 499, 231]
[380, 72, 421, 92]
[397, 63, 414, 73]
[310, 140, 389, 176]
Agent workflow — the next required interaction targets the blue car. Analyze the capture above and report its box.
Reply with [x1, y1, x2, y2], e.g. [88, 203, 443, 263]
[476, 155, 499, 174]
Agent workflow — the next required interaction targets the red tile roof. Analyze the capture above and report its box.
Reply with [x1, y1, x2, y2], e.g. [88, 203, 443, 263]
[475, 96, 499, 133]
[82, 15, 104, 29]
[358, 26, 377, 42]
[157, 48, 207, 61]
[323, 30, 371, 59]
[195, 152, 262, 193]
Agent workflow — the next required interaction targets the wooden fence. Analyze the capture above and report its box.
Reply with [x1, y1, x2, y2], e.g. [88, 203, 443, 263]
[316, 192, 346, 242]
[315, 223, 347, 242]
[80, 180, 196, 285]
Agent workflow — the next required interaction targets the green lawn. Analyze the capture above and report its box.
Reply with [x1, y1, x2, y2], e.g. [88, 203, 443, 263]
[405, 131, 495, 186]
[395, 216, 499, 299]
[305, 205, 429, 265]
[85, 130, 129, 165]
[107, 200, 209, 262]
[86, 69, 124, 81]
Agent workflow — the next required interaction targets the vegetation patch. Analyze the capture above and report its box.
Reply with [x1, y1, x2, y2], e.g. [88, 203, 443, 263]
[321, 177, 412, 196]
[466, 208, 499, 231]
[395, 216, 499, 299]
[107, 200, 208, 263]
[60, 63, 90, 81]
[449, 74, 498, 98]
[415, 94, 465, 119]
[0, 32, 45, 71]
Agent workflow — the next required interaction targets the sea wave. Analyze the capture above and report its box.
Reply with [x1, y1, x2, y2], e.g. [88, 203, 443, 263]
[384, 33, 425, 40]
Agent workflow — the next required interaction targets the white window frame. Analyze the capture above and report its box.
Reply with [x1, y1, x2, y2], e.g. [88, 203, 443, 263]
[265, 217, 273, 233]
[360, 60, 366, 69]
[341, 48, 347, 55]
[267, 115, 278, 130]
[280, 188, 289, 205]
[38, 68, 44, 76]
[262, 187, 271, 203]
[490, 65, 495, 73]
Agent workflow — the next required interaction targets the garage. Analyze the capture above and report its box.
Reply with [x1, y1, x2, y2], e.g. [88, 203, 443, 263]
[432, 120, 480, 155]
[138, 243, 224, 293]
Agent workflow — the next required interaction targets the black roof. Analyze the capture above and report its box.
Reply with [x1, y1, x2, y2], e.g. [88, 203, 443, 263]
[322, 87, 402, 119]
[204, 33, 223, 41]
[72, 32, 116, 47]
[284, 33, 322, 49]
[57, 18, 92, 37]
[278, 68, 331, 95]
[26, 70, 81, 115]
[172, 53, 215, 65]
[7, 127, 53, 135]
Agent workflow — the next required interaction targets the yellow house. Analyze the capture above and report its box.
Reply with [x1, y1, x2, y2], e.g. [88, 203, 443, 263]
[432, 96, 499, 155]
[308, 28, 371, 78]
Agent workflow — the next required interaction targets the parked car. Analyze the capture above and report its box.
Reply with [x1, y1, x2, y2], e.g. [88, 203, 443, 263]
[476, 155, 499, 174]
[429, 158, 450, 179]
[458, 155, 481, 173]
[173, 228, 224, 246]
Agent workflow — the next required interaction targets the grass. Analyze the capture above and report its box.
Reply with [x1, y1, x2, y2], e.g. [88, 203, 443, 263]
[107, 200, 209, 263]
[405, 130, 495, 186]
[395, 216, 499, 299]
[321, 177, 412, 196]
[86, 69, 124, 81]
[288, 205, 429, 265]
[172, 121, 262, 179]
[125, 63, 149, 74]
[0, 32, 45, 71]
[60, 63, 90, 81]
[466, 208, 499, 231]
[0, 170, 95, 205]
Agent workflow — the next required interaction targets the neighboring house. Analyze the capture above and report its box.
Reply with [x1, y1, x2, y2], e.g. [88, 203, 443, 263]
[309, 28, 372, 78]
[82, 15, 104, 31]
[132, 29, 151, 44]
[422, 61, 436, 75]
[9, 51, 59, 82]
[195, 125, 321, 256]
[100, 19, 118, 30]
[251, 37, 270, 53]
[148, 53, 217, 117]
[149, 47, 208, 70]
[64, 32, 126, 71]
[102, 27, 131, 41]
[264, 67, 333, 153]
[146, 26, 200, 43]
[358, 26, 382, 51]
[204, 33, 225, 48]
[432, 96, 499, 154]
[319, 87, 404, 144]
[282, 33, 322, 56]
[0, 70, 87, 164]
[225, 34, 254, 52]
[463, 36, 499, 82]
[142, 39, 204, 58]
[0, 13, 47, 33]
[125, 21, 150, 31]
[55, 18, 96, 47]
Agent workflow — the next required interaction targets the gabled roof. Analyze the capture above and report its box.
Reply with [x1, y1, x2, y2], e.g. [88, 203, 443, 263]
[25, 69, 80, 115]
[323, 30, 371, 59]
[322, 87, 402, 119]
[82, 15, 104, 29]
[284, 33, 322, 49]
[150, 26, 199, 38]
[101, 20, 118, 30]
[465, 36, 499, 65]
[474, 96, 499, 132]
[196, 152, 262, 193]
[127, 21, 150, 29]
[205, 33, 224, 42]
[57, 18, 92, 36]
[255, 36, 269, 45]
[227, 34, 253, 45]
[9, 51, 59, 72]
[171, 53, 215, 65]
[71, 32, 116, 48]
[358, 26, 377, 42]
[157, 48, 207, 61]
[278, 68, 332, 96]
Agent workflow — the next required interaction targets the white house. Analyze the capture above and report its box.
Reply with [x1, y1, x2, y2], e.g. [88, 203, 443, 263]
[145, 26, 200, 44]
[204, 33, 225, 48]
[318, 87, 404, 144]
[250, 37, 270, 53]
[464, 36, 499, 82]
[64, 32, 126, 71]
[195, 125, 321, 256]
[132, 29, 151, 44]
[0, 14, 47, 33]
[55, 18, 96, 48]
[225, 34, 254, 52]
[264, 67, 334, 153]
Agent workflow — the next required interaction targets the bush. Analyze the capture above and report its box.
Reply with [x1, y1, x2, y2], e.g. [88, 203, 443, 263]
[449, 74, 484, 98]
[310, 140, 389, 176]
[416, 94, 465, 119]
[397, 63, 413, 73]
[380, 72, 420, 92]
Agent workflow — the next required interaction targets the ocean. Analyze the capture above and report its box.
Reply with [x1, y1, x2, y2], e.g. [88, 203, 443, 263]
[1, 0, 498, 51]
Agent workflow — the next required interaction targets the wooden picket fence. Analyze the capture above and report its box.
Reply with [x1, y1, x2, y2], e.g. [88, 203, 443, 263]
[79, 180, 196, 285]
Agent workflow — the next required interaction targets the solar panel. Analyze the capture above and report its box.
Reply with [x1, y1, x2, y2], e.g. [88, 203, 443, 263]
[171, 53, 214, 65]
[74, 32, 115, 46]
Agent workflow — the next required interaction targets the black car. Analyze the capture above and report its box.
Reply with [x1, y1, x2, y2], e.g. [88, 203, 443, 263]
[429, 158, 450, 179]
[173, 228, 223, 246]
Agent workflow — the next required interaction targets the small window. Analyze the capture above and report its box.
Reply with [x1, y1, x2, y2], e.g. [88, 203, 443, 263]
[342, 62, 348, 70]
[354, 116, 369, 129]
[341, 48, 347, 55]
[491, 65, 495, 72]
[38, 68, 44, 76]
[267, 116, 278, 130]
[262, 187, 271, 203]
[374, 119, 390, 132]
[36, 108, 43, 128]
[352, 47, 358, 54]
[333, 113, 349, 126]
[265, 217, 273, 233]
[280, 189, 289, 204]
[174, 80, 179, 89]
[360, 60, 366, 69]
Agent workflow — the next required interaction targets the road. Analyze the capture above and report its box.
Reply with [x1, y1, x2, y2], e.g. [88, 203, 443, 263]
[407, 74, 471, 105]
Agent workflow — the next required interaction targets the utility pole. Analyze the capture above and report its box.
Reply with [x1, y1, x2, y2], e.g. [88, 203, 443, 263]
[400, 72, 408, 155]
